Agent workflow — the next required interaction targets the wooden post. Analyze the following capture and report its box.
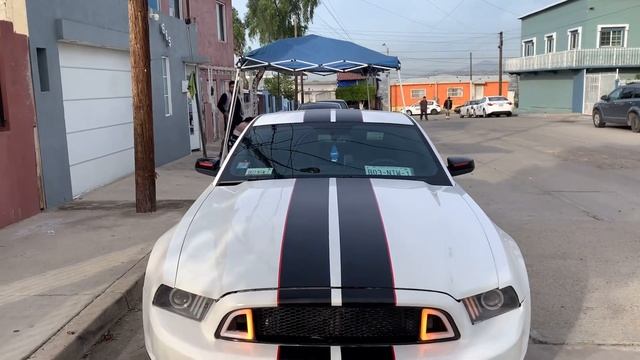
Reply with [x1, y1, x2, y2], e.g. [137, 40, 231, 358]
[128, 0, 156, 213]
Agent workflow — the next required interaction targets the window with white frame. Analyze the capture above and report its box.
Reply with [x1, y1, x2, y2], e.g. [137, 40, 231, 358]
[411, 89, 426, 98]
[161, 57, 172, 116]
[598, 25, 628, 48]
[447, 88, 463, 97]
[568, 27, 581, 50]
[545, 33, 556, 54]
[148, 0, 160, 12]
[217, 2, 227, 42]
[522, 38, 536, 57]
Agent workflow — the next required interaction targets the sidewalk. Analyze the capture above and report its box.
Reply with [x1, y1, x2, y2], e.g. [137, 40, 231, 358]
[0, 150, 213, 360]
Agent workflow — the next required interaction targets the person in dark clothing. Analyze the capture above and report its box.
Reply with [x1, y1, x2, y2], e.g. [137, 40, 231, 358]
[419, 96, 429, 121]
[217, 80, 244, 134]
[443, 97, 453, 120]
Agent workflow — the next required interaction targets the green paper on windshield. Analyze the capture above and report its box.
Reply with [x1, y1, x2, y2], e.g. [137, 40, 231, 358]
[365, 166, 414, 176]
[245, 168, 273, 176]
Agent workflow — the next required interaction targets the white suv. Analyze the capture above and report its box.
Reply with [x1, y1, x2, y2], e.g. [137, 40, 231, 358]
[402, 100, 442, 116]
[475, 96, 514, 117]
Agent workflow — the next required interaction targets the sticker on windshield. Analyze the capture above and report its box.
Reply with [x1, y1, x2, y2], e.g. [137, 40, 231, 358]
[366, 132, 384, 141]
[365, 166, 414, 176]
[236, 161, 250, 169]
[245, 168, 273, 176]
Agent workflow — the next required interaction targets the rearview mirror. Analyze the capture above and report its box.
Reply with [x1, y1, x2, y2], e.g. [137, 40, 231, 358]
[195, 157, 221, 177]
[447, 157, 475, 177]
[600, 95, 610, 101]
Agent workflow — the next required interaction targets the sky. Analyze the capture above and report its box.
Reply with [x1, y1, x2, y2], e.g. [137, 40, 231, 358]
[233, 0, 564, 77]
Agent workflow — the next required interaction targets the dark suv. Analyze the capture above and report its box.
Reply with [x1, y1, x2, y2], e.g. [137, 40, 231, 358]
[593, 83, 640, 132]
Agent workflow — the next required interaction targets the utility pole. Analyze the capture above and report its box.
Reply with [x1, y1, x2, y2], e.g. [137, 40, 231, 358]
[470, 52, 473, 99]
[128, 0, 156, 213]
[499, 31, 504, 96]
[470, 52, 473, 82]
[293, 17, 299, 108]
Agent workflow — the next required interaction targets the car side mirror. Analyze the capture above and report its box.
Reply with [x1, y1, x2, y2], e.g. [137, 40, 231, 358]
[601, 95, 610, 102]
[447, 157, 475, 177]
[195, 157, 221, 177]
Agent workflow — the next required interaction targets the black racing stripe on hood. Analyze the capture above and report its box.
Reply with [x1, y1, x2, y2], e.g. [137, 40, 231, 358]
[303, 109, 332, 122]
[278, 346, 330, 359]
[336, 109, 363, 122]
[278, 178, 331, 305]
[341, 346, 395, 359]
[336, 178, 396, 305]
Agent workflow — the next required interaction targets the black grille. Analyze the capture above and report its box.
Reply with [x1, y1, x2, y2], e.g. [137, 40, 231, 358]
[252, 306, 423, 345]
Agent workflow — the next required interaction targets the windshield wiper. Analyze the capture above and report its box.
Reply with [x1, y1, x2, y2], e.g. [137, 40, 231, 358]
[299, 167, 321, 174]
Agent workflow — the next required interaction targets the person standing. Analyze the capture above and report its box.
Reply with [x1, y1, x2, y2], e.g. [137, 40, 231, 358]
[419, 96, 429, 121]
[444, 96, 453, 120]
[217, 80, 244, 134]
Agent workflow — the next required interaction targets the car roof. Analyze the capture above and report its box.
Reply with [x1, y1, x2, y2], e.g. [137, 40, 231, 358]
[318, 99, 347, 103]
[298, 102, 342, 110]
[253, 109, 415, 126]
[317, 100, 349, 109]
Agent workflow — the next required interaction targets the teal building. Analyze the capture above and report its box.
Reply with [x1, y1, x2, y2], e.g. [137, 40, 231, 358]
[507, 0, 640, 114]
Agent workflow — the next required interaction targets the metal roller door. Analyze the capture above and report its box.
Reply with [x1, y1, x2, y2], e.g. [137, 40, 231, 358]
[58, 43, 134, 196]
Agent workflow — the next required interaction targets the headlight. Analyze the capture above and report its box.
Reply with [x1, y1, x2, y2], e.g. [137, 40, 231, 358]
[152, 285, 214, 321]
[462, 286, 520, 324]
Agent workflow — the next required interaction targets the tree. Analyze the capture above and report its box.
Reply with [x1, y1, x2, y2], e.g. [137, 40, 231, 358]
[245, 0, 320, 44]
[232, 8, 246, 56]
[336, 82, 377, 109]
[336, 82, 376, 103]
[264, 75, 295, 100]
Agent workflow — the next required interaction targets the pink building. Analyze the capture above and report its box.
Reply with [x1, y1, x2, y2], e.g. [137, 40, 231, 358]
[0, 11, 41, 228]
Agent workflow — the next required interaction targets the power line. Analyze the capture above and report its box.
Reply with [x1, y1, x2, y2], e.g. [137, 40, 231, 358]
[314, 16, 348, 40]
[355, 0, 443, 32]
[432, 0, 467, 29]
[321, 1, 353, 41]
[309, 26, 521, 37]
[424, 0, 469, 28]
[478, 0, 521, 17]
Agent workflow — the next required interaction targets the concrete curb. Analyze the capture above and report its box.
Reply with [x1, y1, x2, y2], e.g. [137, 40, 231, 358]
[28, 255, 149, 360]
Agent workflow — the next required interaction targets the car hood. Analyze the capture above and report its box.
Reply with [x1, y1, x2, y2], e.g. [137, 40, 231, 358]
[174, 178, 499, 301]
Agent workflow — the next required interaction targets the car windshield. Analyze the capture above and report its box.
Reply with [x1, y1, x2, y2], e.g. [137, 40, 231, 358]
[489, 96, 509, 101]
[220, 122, 451, 185]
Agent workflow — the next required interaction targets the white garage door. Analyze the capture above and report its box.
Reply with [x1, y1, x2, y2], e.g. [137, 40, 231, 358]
[58, 43, 134, 196]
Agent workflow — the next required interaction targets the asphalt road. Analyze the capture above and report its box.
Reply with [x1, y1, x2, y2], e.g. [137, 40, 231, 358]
[85, 113, 640, 360]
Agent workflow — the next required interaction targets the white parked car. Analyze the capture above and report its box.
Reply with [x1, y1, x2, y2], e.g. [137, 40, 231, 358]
[475, 96, 514, 117]
[459, 100, 480, 118]
[402, 100, 441, 116]
[143, 109, 531, 360]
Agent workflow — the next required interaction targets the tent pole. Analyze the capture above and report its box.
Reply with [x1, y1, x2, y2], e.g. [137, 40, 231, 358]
[366, 72, 371, 110]
[397, 70, 407, 112]
[222, 68, 241, 159]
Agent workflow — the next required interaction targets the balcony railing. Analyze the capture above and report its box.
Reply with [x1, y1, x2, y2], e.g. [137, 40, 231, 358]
[505, 47, 640, 73]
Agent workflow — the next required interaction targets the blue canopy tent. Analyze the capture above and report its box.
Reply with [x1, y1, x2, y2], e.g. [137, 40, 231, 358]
[239, 34, 401, 74]
[222, 35, 407, 157]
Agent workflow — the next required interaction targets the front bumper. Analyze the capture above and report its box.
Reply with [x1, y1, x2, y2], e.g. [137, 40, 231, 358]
[144, 288, 530, 360]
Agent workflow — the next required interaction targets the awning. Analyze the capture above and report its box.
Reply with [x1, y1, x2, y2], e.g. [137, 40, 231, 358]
[239, 34, 401, 74]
